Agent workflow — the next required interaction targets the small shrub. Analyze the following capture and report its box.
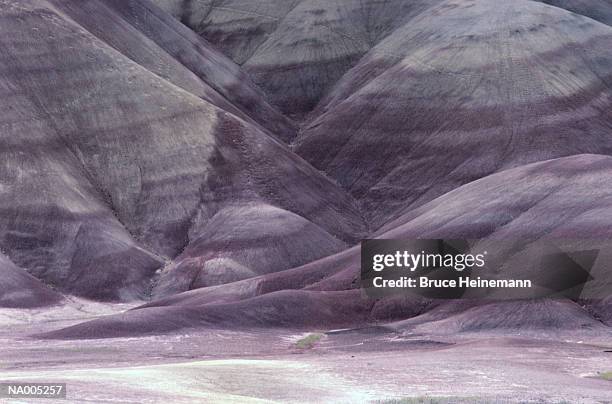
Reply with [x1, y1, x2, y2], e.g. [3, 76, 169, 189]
[294, 333, 323, 349]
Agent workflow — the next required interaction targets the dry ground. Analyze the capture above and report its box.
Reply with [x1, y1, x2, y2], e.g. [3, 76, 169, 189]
[1, 300, 611, 403]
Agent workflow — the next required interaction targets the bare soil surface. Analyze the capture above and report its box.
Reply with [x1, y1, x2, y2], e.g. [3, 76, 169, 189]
[1, 300, 611, 403]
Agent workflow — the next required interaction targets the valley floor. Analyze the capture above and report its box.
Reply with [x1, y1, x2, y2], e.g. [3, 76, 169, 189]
[1, 300, 611, 404]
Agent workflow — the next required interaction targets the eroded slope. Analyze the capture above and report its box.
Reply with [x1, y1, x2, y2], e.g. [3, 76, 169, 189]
[152, 0, 443, 118]
[296, 0, 612, 227]
[40, 155, 612, 338]
[0, 0, 365, 300]
[0, 253, 63, 308]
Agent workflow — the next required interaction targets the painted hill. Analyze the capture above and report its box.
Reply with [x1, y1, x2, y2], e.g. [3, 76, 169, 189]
[389, 299, 607, 334]
[0, 253, 63, 308]
[295, 0, 612, 227]
[38, 155, 612, 338]
[0, 0, 365, 301]
[151, 0, 443, 118]
[49, 0, 296, 141]
[2, 0, 610, 339]
[152, 202, 348, 297]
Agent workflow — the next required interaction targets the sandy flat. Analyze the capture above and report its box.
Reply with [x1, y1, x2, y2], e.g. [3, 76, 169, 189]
[1, 301, 611, 403]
